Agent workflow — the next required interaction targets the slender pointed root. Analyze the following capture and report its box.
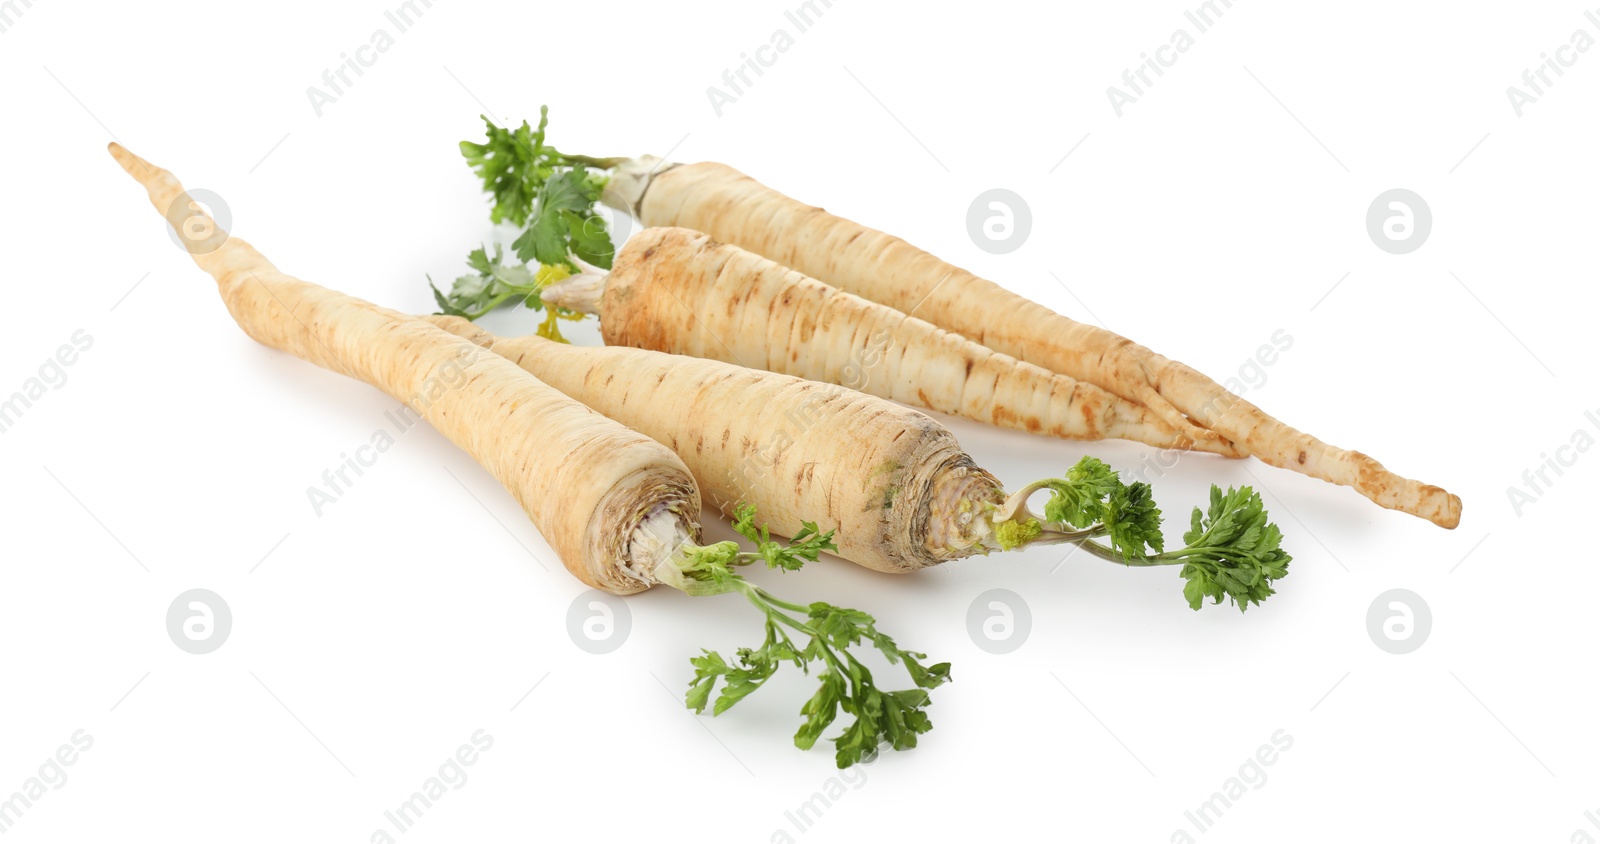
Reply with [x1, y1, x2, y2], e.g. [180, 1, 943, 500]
[1101, 342, 1459, 528]
[1154, 359, 1462, 529]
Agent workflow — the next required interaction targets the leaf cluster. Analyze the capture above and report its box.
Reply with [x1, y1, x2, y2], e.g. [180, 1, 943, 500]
[428, 244, 584, 342]
[459, 109, 560, 228]
[1174, 485, 1291, 612]
[460, 108, 616, 269]
[731, 502, 836, 572]
[1039, 456, 1164, 560]
[1006, 457, 1292, 612]
[678, 505, 949, 768]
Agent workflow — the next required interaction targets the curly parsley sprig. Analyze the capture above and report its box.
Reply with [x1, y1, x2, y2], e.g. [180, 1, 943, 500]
[460, 108, 619, 269]
[438, 108, 621, 332]
[458, 108, 622, 224]
[994, 457, 1292, 612]
[658, 504, 951, 768]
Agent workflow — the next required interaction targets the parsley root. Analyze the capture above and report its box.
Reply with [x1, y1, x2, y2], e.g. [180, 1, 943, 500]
[618, 160, 1460, 529]
[426, 318, 1293, 609]
[455, 107, 1456, 527]
[426, 314, 1004, 571]
[539, 227, 1239, 457]
[109, 144, 950, 765]
[108, 143, 703, 593]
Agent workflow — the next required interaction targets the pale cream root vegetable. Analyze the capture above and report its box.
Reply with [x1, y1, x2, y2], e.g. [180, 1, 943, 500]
[426, 314, 1004, 573]
[109, 143, 701, 593]
[606, 160, 1462, 529]
[543, 227, 1238, 458]
[440, 114, 1298, 618]
[424, 315, 1296, 615]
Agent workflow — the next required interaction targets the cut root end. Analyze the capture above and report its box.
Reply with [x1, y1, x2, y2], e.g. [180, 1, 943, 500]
[628, 507, 696, 586]
[922, 462, 1005, 561]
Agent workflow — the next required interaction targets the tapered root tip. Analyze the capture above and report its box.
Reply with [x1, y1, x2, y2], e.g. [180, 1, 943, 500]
[108, 142, 152, 178]
[1426, 489, 1464, 530]
[107, 142, 175, 197]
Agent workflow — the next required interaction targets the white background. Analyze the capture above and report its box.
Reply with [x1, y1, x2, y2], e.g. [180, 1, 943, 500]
[2, 1, 1597, 841]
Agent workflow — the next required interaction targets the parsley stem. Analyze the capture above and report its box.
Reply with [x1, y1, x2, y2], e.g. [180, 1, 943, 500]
[1031, 524, 1108, 544]
[671, 504, 950, 764]
[459, 290, 522, 320]
[732, 581, 854, 679]
[555, 152, 628, 170]
[730, 552, 782, 569]
[1034, 530, 1161, 566]
[747, 585, 812, 616]
[1034, 525, 1236, 568]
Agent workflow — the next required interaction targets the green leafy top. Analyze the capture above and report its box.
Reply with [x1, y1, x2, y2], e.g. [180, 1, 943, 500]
[459, 108, 623, 224]
[442, 108, 620, 331]
[1039, 456, 1121, 528]
[428, 244, 584, 342]
[1033, 456, 1164, 559]
[731, 502, 835, 572]
[459, 108, 620, 271]
[460, 111, 558, 228]
[509, 166, 615, 270]
[995, 456, 1292, 612]
[666, 504, 950, 768]
[1101, 481, 1165, 560]
[1170, 485, 1291, 612]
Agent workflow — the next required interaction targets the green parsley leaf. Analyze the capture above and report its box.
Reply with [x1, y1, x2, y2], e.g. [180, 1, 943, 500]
[667, 506, 944, 767]
[795, 669, 846, 750]
[511, 167, 609, 268]
[428, 244, 586, 341]
[1102, 480, 1164, 560]
[728, 502, 837, 572]
[459, 110, 558, 228]
[1041, 456, 1121, 527]
[1171, 486, 1291, 612]
[1009, 460, 1292, 611]
[451, 106, 614, 335]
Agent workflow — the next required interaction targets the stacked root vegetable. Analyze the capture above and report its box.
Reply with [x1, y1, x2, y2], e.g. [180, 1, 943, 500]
[109, 109, 1456, 767]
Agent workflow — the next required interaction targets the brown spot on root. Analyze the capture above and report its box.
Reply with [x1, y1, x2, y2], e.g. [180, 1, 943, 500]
[795, 462, 817, 498]
[964, 358, 974, 377]
[1079, 398, 1101, 434]
[1298, 450, 1307, 465]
